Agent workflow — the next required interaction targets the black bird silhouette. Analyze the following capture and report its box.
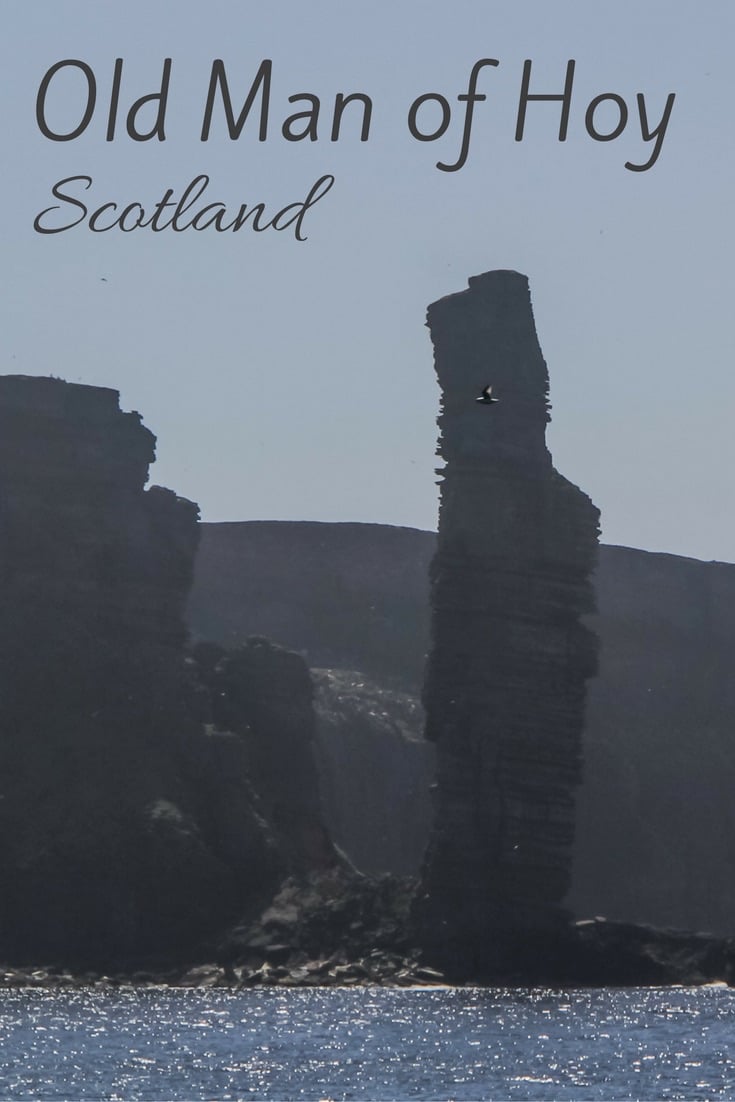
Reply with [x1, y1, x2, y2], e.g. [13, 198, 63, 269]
[476, 384, 499, 405]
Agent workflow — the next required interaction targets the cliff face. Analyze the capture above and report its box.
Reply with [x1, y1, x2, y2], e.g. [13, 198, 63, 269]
[311, 669, 435, 876]
[0, 377, 195, 713]
[189, 638, 340, 874]
[186, 522, 439, 879]
[573, 545, 735, 935]
[414, 272, 600, 971]
[188, 521, 434, 688]
[190, 521, 735, 937]
[0, 377, 283, 967]
[189, 517, 735, 937]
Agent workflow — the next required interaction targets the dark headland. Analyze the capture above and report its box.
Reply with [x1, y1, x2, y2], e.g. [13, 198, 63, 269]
[1, 273, 735, 989]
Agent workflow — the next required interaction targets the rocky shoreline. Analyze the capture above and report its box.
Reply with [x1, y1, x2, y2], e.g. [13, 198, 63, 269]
[2, 918, 735, 992]
[0, 954, 446, 991]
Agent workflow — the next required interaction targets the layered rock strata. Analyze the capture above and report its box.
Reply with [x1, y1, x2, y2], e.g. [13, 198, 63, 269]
[414, 272, 600, 973]
[0, 376, 282, 967]
[190, 521, 735, 937]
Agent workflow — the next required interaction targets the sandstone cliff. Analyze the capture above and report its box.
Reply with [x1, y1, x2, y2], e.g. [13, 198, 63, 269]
[189, 638, 340, 874]
[573, 544, 735, 935]
[188, 521, 433, 688]
[413, 271, 600, 972]
[189, 518, 735, 938]
[311, 669, 434, 876]
[0, 377, 284, 967]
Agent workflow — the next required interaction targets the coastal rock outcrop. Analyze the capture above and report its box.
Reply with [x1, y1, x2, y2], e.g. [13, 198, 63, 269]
[188, 638, 340, 874]
[0, 376, 283, 967]
[413, 271, 600, 974]
[311, 669, 435, 876]
[190, 522, 735, 938]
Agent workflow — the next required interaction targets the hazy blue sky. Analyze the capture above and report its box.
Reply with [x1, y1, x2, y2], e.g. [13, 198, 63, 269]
[2, 1, 733, 562]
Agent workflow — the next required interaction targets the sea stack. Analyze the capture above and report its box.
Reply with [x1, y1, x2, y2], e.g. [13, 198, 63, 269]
[414, 272, 600, 976]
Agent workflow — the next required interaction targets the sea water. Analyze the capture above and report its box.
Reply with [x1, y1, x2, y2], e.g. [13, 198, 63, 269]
[0, 985, 732, 1100]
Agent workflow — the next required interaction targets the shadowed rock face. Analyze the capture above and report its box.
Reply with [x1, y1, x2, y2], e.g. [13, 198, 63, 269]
[572, 546, 735, 935]
[189, 637, 341, 875]
[189, 521, 735, 938]
[0, 376, 283, 967]
[414, 272, 600, 972]
[188, 521, 433, 688]
[311, 669, 435, 876]
[0, 377, 195, 713]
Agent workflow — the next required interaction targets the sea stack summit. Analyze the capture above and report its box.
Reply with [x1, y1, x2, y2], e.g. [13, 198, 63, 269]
[414, 270, 600, 977]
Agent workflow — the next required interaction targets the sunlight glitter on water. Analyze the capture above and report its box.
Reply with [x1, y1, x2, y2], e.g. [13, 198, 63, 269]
[0, 986, 733, 1100]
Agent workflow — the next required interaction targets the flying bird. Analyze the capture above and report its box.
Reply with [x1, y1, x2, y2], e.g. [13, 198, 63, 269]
[476, 385, 499, 405]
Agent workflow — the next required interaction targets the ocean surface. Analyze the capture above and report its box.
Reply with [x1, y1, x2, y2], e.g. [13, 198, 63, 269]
[0, 985, 733, 1101]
